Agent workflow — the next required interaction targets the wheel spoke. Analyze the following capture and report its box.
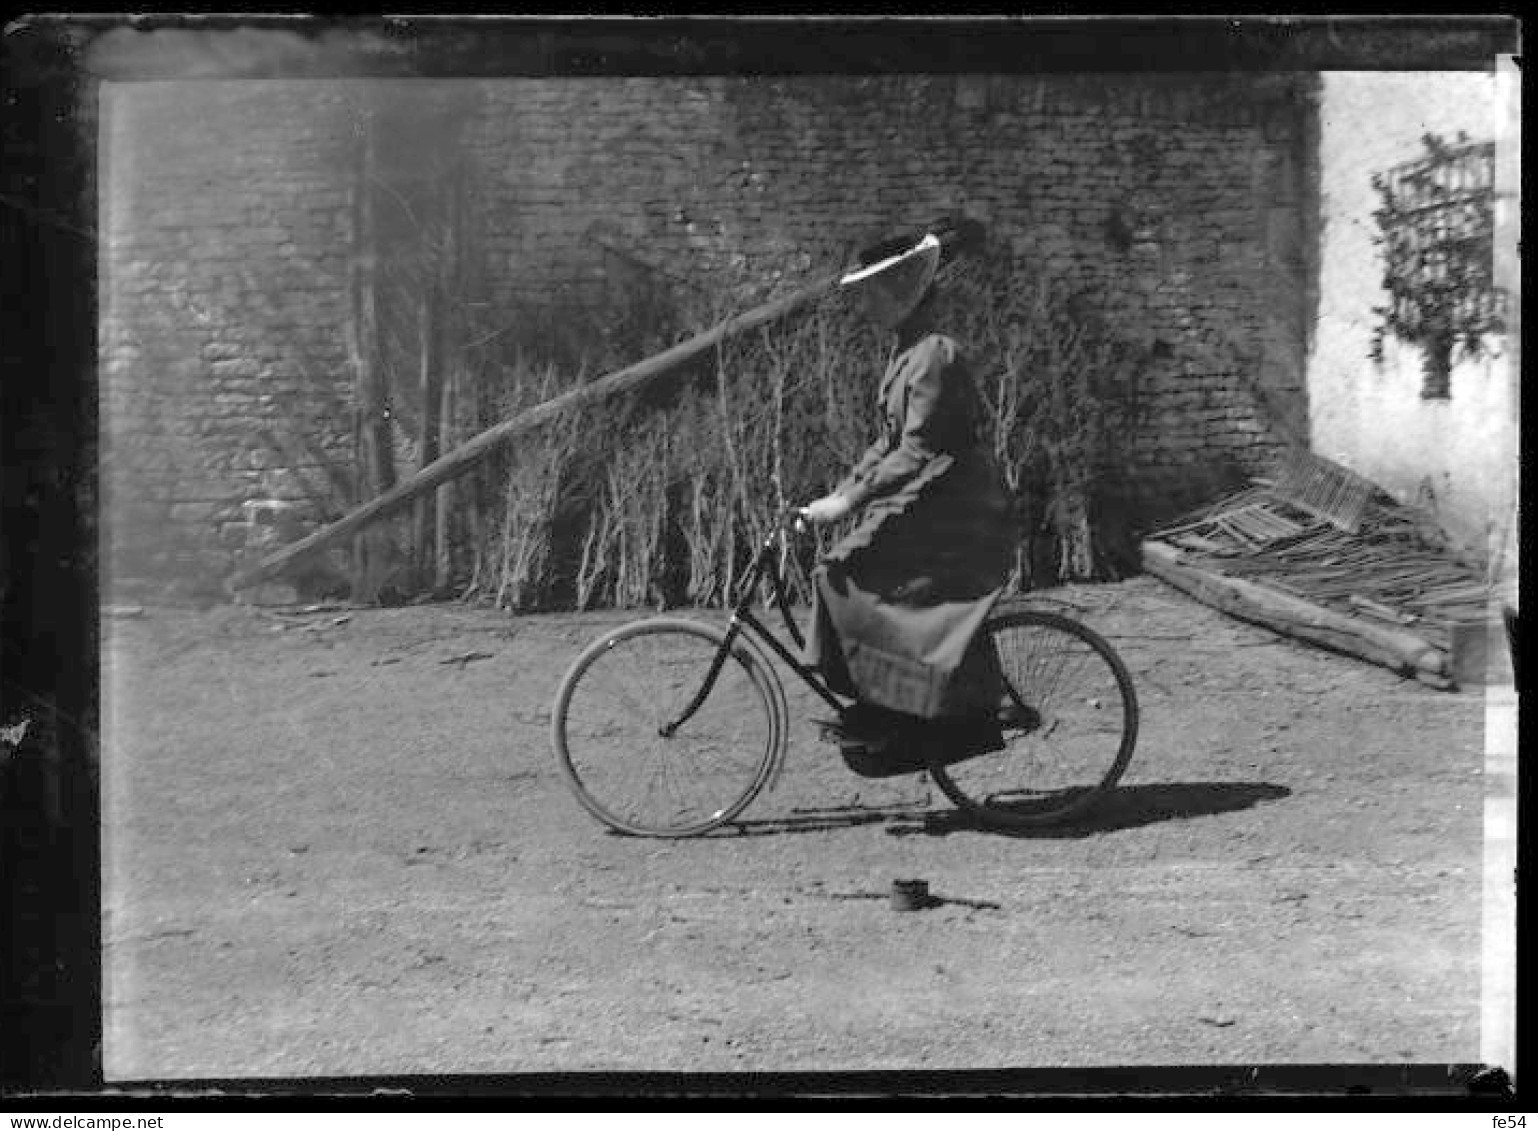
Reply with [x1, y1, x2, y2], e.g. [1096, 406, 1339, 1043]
[553, 620, 779, 836]
[934, 609, 1137, 828]
[636, 755, 669, 823]
[609, 671, 661, 728]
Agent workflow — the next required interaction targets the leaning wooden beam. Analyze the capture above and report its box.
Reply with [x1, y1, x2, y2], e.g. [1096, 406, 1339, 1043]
[1141, 540, 1453, 689]
[229, 270, 843, 591]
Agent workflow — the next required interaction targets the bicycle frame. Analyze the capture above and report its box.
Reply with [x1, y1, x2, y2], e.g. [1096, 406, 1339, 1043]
[659, 517, 843, 737]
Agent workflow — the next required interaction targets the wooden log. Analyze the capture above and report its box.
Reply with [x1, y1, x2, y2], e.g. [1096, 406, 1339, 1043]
[434, 359, 457, 592]
[412, 282, 442, 585]
[435, 164, 467, 593]
[228, 269, 844, 591]
[1141, 540, 1451, 686]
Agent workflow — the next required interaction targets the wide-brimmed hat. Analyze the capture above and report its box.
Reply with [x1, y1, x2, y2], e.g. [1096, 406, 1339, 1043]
[838, 232, 942, 319]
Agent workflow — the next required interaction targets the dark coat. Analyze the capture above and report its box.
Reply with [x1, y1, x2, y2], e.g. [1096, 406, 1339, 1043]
[805, 332, 1018, 718]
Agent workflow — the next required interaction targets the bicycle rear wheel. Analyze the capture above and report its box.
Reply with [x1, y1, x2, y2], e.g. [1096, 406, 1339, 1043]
[932, 607, 1138, 828]
[552, 617, 783, 837]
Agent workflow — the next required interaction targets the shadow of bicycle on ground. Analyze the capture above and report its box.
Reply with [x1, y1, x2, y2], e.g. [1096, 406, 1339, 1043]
[707, 803, 931, 838]
[900, 780, 1293, 839]
[721, 781, 1291, 839]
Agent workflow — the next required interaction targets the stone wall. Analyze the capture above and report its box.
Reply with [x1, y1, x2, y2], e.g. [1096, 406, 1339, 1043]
[101, 80, 359, 581]
[101, 72, 1318, 585]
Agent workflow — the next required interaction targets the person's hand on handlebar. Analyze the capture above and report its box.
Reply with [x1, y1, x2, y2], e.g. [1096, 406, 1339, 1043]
[800, 494, 853, 526]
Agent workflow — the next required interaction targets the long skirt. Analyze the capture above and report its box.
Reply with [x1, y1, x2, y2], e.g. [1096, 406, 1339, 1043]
[804, 462, 1016, 719]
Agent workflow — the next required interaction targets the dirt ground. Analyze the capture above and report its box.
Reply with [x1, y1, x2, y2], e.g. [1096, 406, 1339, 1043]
[100, 575, 1490, 1079]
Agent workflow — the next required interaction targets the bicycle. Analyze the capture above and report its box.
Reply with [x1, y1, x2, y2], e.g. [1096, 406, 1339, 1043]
[551, 508, 1138, 837]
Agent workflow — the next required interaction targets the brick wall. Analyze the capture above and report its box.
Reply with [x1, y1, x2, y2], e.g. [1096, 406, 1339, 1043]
[101, 72, 1317, 585]
[101, 80, 359, 581]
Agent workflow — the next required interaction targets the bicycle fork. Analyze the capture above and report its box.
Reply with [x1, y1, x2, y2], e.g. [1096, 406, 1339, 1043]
[657, 619, 748, 738]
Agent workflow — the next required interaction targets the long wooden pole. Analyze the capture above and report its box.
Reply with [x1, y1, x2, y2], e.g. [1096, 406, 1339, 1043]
[1141, 539, 1451, 687]
[229, 270, 843, 591]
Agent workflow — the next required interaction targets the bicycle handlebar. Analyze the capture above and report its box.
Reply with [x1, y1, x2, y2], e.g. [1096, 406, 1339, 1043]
[779, 506, 812, 536]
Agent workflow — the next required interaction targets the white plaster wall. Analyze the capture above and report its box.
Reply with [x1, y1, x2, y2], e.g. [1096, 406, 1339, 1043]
[1309, 71, 1519, 558]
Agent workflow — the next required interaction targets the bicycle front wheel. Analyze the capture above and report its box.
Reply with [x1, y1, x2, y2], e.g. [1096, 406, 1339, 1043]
[932, 607, 1138, 828]
[552, 617, 783, 837]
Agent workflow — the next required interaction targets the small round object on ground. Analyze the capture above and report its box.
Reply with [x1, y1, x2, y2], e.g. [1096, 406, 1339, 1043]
[891, 878, 931, 912]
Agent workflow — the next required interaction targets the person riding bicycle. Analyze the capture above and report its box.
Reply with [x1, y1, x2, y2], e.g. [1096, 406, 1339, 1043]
[801, 228, 1022, 761]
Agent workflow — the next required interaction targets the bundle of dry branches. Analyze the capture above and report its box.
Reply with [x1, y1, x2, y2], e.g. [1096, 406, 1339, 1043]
[380, 244, 1149, 610]
[937, 251, 1148, 587]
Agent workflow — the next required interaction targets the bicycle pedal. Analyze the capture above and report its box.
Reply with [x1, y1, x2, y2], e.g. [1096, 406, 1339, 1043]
[839, 742, 922, 779]
[814, 714, 899, 749]
[998, 703, 1042, 734]
[813, 717, 847, 745]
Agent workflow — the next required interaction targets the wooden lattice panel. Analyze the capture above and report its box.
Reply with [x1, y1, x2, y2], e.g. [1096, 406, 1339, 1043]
[1267, 448, 1376, 533]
